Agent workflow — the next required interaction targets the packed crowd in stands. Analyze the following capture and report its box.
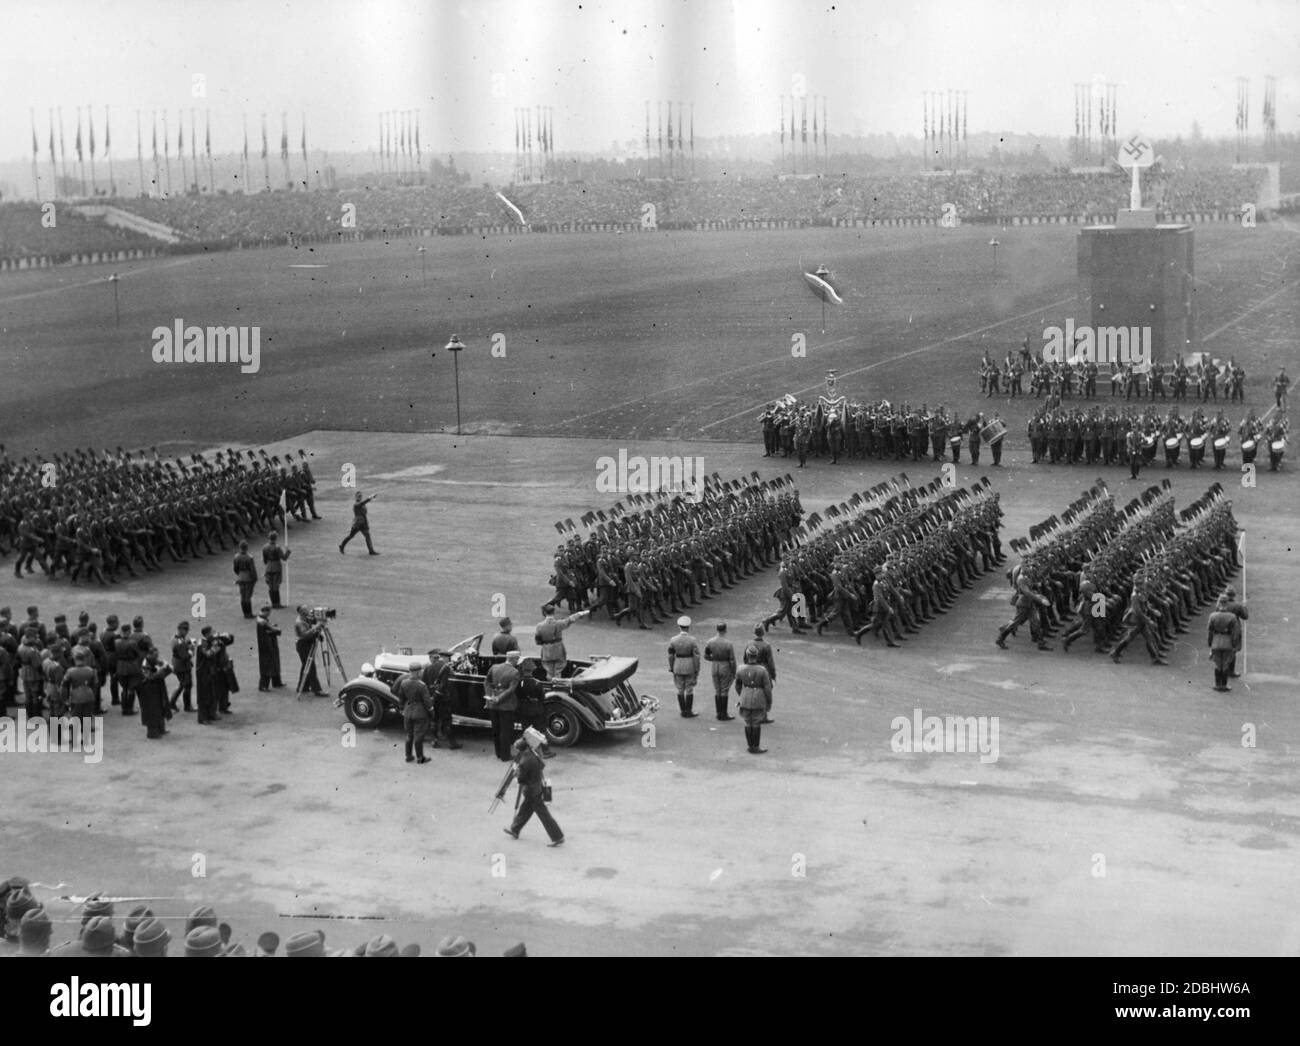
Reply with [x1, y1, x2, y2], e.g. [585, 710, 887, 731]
[0, 203, 156, 258]
[1, 166, 1270, 257]
[0, 879, 517, 956]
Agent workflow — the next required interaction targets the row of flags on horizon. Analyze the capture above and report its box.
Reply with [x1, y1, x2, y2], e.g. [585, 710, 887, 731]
[27, 107, 313, 199]
[378, 109, 420, 174]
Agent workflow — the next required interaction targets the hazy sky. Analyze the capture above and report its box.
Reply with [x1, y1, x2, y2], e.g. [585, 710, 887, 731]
[2, 0, 1297, 161]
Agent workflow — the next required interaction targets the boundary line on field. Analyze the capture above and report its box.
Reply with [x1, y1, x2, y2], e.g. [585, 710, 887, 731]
[1199, 278, 1299, 344]
[698, 294, 1075, 431]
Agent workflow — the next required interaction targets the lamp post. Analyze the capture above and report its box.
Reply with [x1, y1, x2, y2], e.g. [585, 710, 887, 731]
[416, 245, 427, 283]
[108, 272, 120, 326]
[445, 334, 465, 434]
[988, 238, 1000, 274]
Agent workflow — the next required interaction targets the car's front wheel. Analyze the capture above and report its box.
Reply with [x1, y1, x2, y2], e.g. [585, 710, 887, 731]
[544, 702, 582, 748]
[343, 688, 387, 729]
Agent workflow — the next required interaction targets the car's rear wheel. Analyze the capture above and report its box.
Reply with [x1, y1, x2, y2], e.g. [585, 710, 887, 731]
[344, 689, 386, 729]
[544, 702, 582, 748]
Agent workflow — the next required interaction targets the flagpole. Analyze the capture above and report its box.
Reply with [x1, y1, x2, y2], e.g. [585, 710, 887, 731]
[283, 490, 290, 608]
[1238, 529, 1246, 676]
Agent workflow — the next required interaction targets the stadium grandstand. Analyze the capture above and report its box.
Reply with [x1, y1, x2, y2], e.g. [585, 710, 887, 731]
[0, 165, 1274, 263]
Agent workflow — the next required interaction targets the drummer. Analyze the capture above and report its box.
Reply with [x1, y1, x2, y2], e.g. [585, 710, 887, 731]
[1187, 410, 1207, 469]
[1162, 409, 1183, 468]
[1239, 411, 1261, 466]
[1210, 411, 1231, 470]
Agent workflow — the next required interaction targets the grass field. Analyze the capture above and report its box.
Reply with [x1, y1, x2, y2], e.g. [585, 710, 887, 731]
[3, 221, 1296, 457]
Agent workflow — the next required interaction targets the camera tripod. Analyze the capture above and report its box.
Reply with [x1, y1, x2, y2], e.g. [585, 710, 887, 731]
[295, 622, 348, 700]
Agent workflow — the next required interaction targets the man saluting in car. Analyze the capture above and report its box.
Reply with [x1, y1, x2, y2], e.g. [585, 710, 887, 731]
[533, 602, 589, 681]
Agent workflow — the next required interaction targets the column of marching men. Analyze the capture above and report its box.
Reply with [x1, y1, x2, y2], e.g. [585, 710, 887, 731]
[760, 398, 1007, 467]
[756, 474, 1006, 645]
[545, 472, 804, 628]
[996, 479, 1243, 682]
[0, 445, 323, 584]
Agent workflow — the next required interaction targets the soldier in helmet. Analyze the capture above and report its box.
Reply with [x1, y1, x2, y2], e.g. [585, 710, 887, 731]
[734, 644, 772, 755]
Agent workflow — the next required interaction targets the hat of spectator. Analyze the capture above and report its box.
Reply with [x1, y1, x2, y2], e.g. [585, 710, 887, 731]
[78, 611, 90, 625]
[185, 904, 218, 936]
[106, 614, 119, 626]
[435, 934, 476, 957]
[400, 943, 421, 957]
[255, 931, 280, 956]
[677, 616, 691, 628]
[499, 617, 512, 630]
[132, 617, 144, 630]
[123, 904, 153, 943]
[364, 934, 399, 957]
[259, 605, 271, 614]
[505, 650, 521, 663]
[18, 907, 52, 954]
[754, 624, 765, 637]
[132, 918, 170, 957]
[285, 929, 326, 957]
[221, 942, 249, 957]
[502, 942, 528, 957]
[184, 925, 224, 957]
[82, 895, 114, 924]
[82, 916, 119, 955]
[5, 885, 39, 931]
[54, 614, 67, 624]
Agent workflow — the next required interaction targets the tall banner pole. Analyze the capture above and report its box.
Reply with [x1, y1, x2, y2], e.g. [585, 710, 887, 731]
[283, 489, 290, 608]
[1238, 529, 1246, 676]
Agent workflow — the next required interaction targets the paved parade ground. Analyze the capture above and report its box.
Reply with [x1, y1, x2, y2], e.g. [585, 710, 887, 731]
[2, 220, 1297, 956]
[4, 429, 1297, 956]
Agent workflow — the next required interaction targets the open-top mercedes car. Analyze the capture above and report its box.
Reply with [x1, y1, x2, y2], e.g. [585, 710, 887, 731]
[336, 633, 660, 747]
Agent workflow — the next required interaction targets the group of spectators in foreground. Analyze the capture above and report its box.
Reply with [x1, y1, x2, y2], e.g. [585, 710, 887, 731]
[0, 879, 520, 956]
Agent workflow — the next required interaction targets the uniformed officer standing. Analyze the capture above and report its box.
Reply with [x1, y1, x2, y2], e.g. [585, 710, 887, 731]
[1219, 586, 1248, 678]
[747, 625, 777, 724]
[735, 646, 772, 755]
[1206, 597, 1239, 692]
[233, 541, 258, 619]
[667, 616, 701, 718]
[261, 531, 290, 608]
[485, 649, 522, 760]
[703, 622, 737, 721]
[338, 492, 379, 555]
[491, 617, 519, 656]
[394, 662, 433, 763]
[422, 650, 463, 750]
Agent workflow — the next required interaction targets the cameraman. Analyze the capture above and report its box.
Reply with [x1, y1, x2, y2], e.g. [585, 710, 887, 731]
[293, 606, 328, 697]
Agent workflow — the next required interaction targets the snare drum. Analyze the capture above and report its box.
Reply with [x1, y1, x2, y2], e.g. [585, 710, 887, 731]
[1241, 438, 1256, 453]
[1164, 436, 1182, 450]
[949, 435, 963, 448]
[1189, 435, 1205, 450]
[1141, 434, 1157, 449]
[1271, 439, 1286, 453]
[1213, 436, 1229, 450]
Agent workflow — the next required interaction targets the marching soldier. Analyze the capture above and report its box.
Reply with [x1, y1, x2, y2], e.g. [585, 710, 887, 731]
[995, 563, 1052, 651]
